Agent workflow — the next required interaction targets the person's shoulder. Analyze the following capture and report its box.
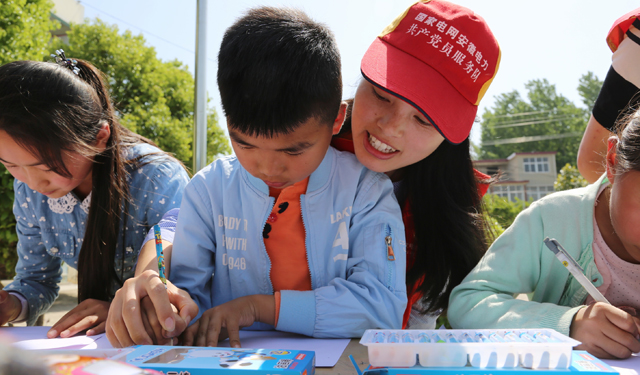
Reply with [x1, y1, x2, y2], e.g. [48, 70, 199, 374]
[329, 147, 379, 178]
[184, 155, 243, 205]
[192, 154, 239, 180]
[519, 182, 598, 224]
[12, 179, 41, 200]
[126, 142, 163, 159]
[330, 146, 360, 167]
[188, 155, 242, 195]
[12, 179, 32, 205]
[13, 178, 26, 192]
[326, 147, 393, 197]
[533, 182, 595, 207]
[127, 143, 187, 176]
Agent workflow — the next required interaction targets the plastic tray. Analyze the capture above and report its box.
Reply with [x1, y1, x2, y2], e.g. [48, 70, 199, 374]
[359, 329, 580, 369]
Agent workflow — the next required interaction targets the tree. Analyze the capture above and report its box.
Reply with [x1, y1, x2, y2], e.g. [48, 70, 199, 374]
[479, 79, 586, 170]
[478, 74, 603, 172]
[577, 72, 603, 111]
[555, 163, 588, 191]
[482, 194, 530, 232]
[0, 0, 57, 65]
[50, 19, 231, 167]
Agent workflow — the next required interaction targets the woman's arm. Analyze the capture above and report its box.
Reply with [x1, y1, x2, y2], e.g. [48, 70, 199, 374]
[577, 115, 612, 183]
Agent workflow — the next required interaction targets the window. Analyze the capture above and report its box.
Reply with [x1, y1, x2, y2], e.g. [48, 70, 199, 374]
[523, 157, 549, 173]
[490, 185, 524, 202]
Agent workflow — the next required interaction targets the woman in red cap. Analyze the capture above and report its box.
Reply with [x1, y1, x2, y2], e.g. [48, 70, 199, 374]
[332, 0, 501, 328]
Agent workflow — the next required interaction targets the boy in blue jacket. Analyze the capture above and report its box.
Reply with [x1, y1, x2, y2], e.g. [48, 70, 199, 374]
[106, 6, 406, 348]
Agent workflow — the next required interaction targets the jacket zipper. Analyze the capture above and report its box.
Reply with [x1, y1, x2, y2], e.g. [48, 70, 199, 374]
[300, 194, 313, 289]
[385, 225, 395, 288]
[262, 197, 276, 294]
[386, 235, 395, 261]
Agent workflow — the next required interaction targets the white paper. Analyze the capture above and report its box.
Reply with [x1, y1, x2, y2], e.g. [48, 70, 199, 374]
[2, 326, 113, 350]
[604, 353, 640, 375]
[217, 330, 350, 367]
[3, 327, 349, 367]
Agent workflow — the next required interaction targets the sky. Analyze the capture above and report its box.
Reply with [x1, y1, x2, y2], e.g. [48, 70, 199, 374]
[78, 0, 639, 145]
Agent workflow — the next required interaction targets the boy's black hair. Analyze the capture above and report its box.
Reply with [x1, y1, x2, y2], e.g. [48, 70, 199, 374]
[218, 7, 342, 137]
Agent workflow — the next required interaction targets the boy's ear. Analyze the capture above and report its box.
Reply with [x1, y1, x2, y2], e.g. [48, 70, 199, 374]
[331, 102, 348, 135]
[605, 136, 618, 183]
[95, 122, 111, 150]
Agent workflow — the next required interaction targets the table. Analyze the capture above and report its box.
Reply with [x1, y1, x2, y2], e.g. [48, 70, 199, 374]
[317, 338, 369, 374]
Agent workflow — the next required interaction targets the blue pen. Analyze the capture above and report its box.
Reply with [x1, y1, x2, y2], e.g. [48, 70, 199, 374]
[154, 225, 167, 288]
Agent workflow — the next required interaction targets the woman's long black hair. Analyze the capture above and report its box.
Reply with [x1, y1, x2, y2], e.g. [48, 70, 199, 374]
[341, 99, 491, 314]
[398, 138, 490, 314]
[0, 59, 158, 303]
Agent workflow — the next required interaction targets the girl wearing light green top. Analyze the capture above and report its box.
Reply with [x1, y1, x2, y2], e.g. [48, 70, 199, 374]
[449, 108, 640, 360]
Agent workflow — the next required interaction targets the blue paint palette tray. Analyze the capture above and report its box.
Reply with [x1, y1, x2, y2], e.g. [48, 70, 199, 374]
[359, 329, 580, 369]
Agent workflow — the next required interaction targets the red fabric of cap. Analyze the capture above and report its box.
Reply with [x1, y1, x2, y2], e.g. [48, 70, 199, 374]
[361, 0, 500, 144]
[606, 7, 640, 52]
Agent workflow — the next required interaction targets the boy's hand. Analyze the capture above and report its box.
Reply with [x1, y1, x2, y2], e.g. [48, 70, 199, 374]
[106, 270, 198, 347]
[139, 296, 177, 346]
[183, 295, 275, 348]
[0, 290, 22, 326]
[48, 299, 109, 338]
[570, 303, 640, 359]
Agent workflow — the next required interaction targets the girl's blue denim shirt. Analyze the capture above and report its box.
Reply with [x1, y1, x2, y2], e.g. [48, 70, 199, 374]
[4, 143, 189, 325]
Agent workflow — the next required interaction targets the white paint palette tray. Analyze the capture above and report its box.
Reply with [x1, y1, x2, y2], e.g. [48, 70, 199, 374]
[359, 329, 580, 369]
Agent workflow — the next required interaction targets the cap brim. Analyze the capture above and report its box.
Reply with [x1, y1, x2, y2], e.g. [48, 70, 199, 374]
[361, 38, 477, 144]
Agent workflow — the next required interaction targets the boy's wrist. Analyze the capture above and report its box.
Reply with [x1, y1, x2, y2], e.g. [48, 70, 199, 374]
[252, 294, 275, 326]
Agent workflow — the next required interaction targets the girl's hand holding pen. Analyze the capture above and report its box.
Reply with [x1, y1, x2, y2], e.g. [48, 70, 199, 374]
[571, 302, 640, 359]
[106, 269, 198, 348]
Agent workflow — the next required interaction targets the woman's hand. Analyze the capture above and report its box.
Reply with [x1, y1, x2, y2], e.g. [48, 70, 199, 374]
[47, 298, 110, 338]
[106, 270, 198, 348]
[0, 290, 22, 326]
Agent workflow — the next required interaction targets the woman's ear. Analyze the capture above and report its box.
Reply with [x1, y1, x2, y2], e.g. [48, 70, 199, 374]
[605, 136, 618, 183]
[95, 122, 111, 151]
[332, 102, 348, 135]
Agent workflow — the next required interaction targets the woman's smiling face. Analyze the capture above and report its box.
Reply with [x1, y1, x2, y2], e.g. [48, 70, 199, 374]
[351, 80, 445, 174]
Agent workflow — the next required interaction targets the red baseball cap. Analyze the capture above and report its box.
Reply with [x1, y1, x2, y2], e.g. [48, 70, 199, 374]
[606, 7, 640, 52]
[361, 0, 501, 144]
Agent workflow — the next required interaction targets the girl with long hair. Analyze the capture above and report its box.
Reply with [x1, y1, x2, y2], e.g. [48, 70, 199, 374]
[0, 53, 188, 337]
